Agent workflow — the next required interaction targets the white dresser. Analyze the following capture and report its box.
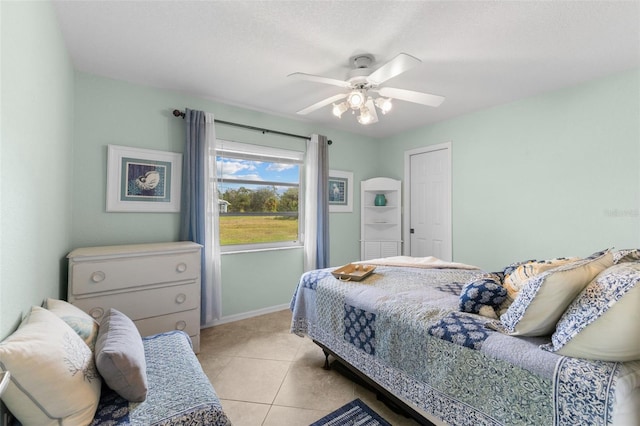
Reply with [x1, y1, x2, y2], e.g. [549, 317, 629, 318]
[67, 242, 202, 352]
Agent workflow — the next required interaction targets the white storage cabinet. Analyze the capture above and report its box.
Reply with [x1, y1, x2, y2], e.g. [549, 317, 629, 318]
[67, 242, 202, 352]
[361, 177, 402, 260]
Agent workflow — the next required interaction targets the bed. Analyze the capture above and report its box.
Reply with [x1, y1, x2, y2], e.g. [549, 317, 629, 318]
[290, 253, 640, 426]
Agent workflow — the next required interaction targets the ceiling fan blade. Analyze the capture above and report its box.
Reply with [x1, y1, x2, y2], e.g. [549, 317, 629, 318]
[364, 98, 379, 124]
[288, 72, 352, 88]
[296, 93, 348, 115]
[366, 53, 421, 86]
[376, 87, 445, 107]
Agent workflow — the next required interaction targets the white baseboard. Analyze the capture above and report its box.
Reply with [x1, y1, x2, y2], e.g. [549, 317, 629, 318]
[201, 303, 290, 329]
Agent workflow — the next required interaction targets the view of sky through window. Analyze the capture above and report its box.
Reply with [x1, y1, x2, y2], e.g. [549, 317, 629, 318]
[217, 157, 299, 194]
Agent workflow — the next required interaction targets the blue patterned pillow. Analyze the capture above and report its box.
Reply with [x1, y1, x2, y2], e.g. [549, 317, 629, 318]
[459, 275, 507, 318]
[541, 262, 640, 361]
[44, 298, 99, 351]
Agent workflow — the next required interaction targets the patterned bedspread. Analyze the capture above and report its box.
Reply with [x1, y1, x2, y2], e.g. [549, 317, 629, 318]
[91, 331, 231, 426]
[291, 266, 639, 426]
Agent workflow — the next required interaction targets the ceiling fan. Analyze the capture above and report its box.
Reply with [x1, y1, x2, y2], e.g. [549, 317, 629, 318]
[288, 53, 445, 125]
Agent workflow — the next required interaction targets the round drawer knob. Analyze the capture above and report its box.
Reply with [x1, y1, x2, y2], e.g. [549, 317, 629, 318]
[90, 271, 106, 283]
[175, 320, 187, 331]
[175, 293, 187, 304]
[89, 307, 104, 319]
[176, 263, 187, 273]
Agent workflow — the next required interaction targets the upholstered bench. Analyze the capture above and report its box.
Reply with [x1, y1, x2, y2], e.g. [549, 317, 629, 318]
[0, 300, 230, 426]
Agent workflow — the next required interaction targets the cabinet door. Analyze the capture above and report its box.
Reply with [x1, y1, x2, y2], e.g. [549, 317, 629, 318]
[363, 242, 382, 260]
[380, 242, 400, 258]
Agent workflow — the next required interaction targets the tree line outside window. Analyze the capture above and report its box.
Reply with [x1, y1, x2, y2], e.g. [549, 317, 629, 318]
[219, 186, 298, 215]
[214, 140, 304, 250]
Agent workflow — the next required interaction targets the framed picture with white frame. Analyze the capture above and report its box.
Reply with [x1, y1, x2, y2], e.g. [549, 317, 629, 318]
[106, 144, 182, 212]
[328, 169, 353, 213]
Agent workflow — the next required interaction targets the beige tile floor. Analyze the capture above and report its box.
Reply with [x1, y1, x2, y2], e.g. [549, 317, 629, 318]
[197, 309, 421, 426]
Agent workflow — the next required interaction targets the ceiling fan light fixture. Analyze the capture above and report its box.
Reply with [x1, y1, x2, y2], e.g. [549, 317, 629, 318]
[347, 90, 366, 109]
[375, 97, 393, 114]
[332, 102, 348, 118]
[290, 52, 444, 126]
[357, 107, 374, 125]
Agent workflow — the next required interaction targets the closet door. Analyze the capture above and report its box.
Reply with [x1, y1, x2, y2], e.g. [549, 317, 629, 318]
[407, 144, 451, 261]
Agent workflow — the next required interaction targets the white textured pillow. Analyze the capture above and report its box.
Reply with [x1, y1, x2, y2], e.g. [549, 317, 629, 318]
[44, 298, 99, 350]
[542, 262, 640, 361]
[0, 306, 101, 425]
[499, 250, 613, 336]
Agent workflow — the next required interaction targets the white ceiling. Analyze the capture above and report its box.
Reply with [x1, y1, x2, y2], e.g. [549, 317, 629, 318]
[52, 1, 640, 139]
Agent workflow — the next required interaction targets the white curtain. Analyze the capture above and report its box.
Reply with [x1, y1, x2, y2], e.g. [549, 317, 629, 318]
[204, 113, 222, 324]
[303, 136, 319, 272]
[303, 134, 329, 271]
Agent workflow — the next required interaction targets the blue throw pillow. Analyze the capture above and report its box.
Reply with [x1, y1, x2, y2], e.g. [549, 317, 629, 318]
[459, 275, 507, 318]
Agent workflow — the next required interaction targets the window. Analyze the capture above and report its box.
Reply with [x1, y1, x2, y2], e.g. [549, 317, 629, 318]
[215, 140, 304, 251]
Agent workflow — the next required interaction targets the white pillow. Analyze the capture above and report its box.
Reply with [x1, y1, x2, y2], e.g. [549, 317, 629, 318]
[44, 298, 99, 350]
[499, 250, 613, 336]
[542, 262, 640, 361]
[0, 306, 101, 425]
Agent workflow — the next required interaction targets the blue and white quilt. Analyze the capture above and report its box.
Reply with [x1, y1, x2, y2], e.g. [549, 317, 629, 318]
[91, 331, 231, 426]
[291, 264, 639, 426]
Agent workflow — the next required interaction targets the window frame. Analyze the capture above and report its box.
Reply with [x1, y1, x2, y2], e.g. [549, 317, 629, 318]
[214, 139, 305, 253]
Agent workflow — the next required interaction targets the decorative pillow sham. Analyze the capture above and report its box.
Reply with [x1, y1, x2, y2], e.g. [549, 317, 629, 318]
[541, 262, 640, 361]
[502, 257, 578, 300]
[613, 248, 640, 264]
[95, 308, 148, 402]
[459, 274, 507, 319]
[0, 306, 101, 425]
[499, 249, 613, 336]
[44, 298, 99, 350]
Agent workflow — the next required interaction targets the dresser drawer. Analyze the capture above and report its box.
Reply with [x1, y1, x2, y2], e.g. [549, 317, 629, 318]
[134, 309, 199, 339]
[70, 251, 200, 296]
[71, 282, 199, 323]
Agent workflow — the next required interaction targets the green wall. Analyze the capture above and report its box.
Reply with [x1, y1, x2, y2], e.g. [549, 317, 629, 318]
[0, 0, 75, 339]
[73, 69, 640, 320]
[380, 69, 640, 271]
[72, 73, 378, 320]
[2, 0, 639, 328]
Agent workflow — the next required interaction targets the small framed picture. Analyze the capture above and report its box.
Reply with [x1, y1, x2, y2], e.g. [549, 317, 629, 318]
[328, 170, 353, 213]
[106, 144, 182, 212]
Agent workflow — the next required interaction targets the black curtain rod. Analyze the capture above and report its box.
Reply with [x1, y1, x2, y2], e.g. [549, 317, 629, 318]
[172, 109, 332, 145]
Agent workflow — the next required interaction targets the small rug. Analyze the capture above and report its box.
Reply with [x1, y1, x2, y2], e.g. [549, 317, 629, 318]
[310, 398, 391, 426]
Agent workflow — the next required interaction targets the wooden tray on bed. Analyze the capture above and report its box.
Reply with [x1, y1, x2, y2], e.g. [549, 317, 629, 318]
[331, 263, 376, 281]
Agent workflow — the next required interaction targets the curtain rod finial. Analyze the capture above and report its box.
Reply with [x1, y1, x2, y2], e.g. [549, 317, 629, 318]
[173, 109, 185, 118]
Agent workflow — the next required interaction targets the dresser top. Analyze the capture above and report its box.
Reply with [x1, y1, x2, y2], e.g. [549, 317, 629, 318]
[67, 241, 202, 259]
